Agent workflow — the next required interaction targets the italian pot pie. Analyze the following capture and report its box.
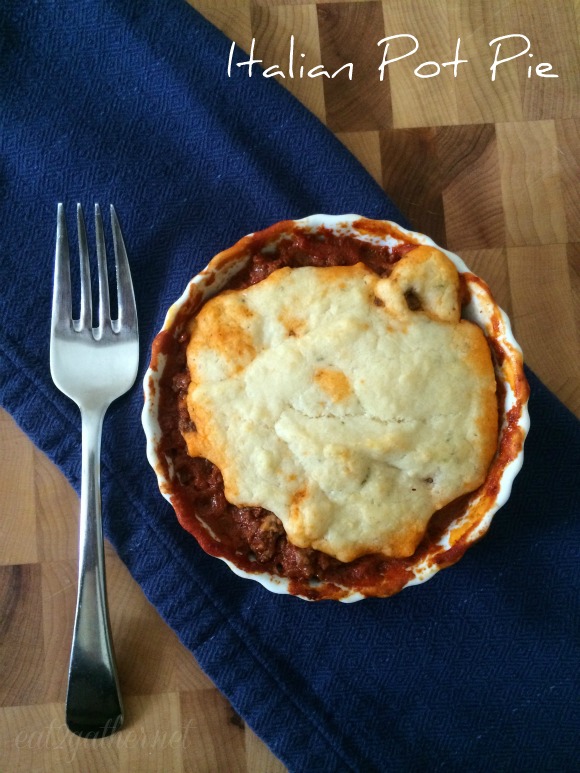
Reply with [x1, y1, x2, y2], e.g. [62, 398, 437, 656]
[143, 216, 529, 601]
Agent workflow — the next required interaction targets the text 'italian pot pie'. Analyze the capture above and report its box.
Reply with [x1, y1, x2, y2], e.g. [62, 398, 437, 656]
[143, 216, 529, 601]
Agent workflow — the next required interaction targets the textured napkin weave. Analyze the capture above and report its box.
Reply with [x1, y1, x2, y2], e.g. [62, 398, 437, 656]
[1, 1, 579, 771]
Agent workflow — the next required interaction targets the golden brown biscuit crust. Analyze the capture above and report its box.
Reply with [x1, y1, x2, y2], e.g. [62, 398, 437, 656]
[183, 248, 498, 562]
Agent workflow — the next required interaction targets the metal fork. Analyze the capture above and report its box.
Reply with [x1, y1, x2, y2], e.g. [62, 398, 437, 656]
[50, 203, 139, 738]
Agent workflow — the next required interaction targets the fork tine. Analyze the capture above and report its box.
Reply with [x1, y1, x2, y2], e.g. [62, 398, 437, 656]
[94, 203, 111, 331]
[110, 205, 137, 332]
[52, 203, 72, 330]
[76, 204, 92, 331]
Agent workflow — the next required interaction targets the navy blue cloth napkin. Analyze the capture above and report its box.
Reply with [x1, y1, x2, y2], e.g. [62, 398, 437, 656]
[1, 1, 578, 770]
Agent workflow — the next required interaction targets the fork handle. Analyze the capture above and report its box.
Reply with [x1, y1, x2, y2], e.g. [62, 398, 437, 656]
[66, 407, 124, 738]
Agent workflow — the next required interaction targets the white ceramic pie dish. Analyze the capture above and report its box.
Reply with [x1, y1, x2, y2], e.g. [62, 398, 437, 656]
[142, 215, 530, 601]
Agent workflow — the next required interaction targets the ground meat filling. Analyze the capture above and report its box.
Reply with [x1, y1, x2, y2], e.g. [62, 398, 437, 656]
[170, 364, 353, 583]
[159, 226, 479, 594]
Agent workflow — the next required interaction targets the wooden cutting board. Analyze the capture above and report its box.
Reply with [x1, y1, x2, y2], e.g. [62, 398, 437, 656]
[1, 1, 578, 771]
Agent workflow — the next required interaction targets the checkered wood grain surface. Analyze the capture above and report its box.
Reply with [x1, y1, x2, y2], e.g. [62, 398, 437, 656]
[1, 2, 578, 771]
